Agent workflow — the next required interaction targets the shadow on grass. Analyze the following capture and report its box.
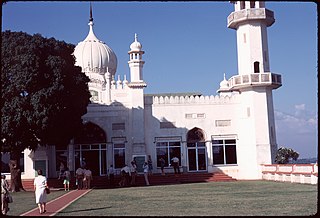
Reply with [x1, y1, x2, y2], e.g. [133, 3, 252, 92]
[57, 206, 112, 214]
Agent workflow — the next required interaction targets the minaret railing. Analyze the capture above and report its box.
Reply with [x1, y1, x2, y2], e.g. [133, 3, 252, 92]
[227, 8, 275, 29]
[228, 72, 282, 90]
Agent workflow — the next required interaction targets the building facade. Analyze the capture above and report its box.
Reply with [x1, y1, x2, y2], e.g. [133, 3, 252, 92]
[3, 1, 282, 181]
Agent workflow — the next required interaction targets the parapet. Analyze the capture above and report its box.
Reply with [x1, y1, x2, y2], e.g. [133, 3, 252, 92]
[147, 94, 238, 105]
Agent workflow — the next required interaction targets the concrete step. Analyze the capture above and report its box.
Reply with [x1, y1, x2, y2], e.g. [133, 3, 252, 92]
[19, 172, 236, 190]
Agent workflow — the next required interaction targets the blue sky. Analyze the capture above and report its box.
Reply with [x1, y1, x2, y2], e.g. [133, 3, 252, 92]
[2, 1, 317, 159]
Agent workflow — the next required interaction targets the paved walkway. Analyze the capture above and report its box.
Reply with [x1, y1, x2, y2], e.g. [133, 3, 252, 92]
[20, 189, 91, 216]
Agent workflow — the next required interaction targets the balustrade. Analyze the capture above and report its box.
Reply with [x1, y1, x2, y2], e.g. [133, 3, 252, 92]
[228, 73, 282, 90]
[261, 164, 318, 185]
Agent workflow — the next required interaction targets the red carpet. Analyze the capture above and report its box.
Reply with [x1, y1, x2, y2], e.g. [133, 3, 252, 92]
[20, 189, 91, 216]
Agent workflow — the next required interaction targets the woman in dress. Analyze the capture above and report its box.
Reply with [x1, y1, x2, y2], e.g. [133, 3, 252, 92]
[143, 162, 150, 186]
[34, 169, 48, 214]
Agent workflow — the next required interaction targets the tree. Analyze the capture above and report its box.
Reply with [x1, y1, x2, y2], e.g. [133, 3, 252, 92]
[275, 147, 299, 164]
[1, 30, 91, 191]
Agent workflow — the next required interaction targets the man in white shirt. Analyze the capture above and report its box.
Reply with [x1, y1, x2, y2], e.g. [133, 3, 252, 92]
[171, 156, 180, 175]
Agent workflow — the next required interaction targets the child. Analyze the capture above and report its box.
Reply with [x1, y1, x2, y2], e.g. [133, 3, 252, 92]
[63, 167, 71, 191]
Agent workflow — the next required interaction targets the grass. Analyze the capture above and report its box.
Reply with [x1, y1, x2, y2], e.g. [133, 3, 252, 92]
[6, 189, 68, 216]
[6, 181, 318, 216]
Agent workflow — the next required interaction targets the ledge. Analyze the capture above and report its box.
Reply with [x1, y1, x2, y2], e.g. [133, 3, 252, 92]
[228, 8, 275, 29]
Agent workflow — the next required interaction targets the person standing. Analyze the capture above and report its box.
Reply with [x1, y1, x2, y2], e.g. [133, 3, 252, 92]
[83, 167, 93, 189]
[63, 167, 71, 191]
[34, 169, 48, 214]
[119, 165, 131, 187]
[143, 162, 150, 186]
[171, 156, 180, 175]
[147, 155, 153, 175]
[75, 166, 84, 190]
[1, 174, 10, 215]
[159, 157, 166, 175]
[130, 160, 137, 186]
[119, 168, 126, 187]
[108, 165, 114, 187]
[58, 162, 65, 180]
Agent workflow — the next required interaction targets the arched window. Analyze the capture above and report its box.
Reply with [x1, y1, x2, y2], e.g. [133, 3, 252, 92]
[74, 122, 106, 144]
[187, 127, 205, 143]
[254, 61, 260, 73]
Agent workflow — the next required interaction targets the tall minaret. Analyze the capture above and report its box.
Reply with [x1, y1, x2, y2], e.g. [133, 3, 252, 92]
[228, 1, 274, 75]
[227, 1, 282, 179]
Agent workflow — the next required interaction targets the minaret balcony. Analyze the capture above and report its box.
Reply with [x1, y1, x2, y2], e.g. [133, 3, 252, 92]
[227, 8, 275, 29]
[228, 72, 282, 90]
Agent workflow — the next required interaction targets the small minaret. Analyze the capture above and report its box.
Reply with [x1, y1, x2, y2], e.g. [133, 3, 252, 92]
[128, 34, 146, 86]
[127, 34, 147, 156]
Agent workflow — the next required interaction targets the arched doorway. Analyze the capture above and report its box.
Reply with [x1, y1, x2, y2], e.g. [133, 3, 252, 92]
[186, 127, 207, 172]
[74, 122, 107, 176]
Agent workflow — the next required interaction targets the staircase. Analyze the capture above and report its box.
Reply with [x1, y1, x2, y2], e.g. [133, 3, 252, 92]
[52, 172, 235, 189]
[20, 172, 236, 190]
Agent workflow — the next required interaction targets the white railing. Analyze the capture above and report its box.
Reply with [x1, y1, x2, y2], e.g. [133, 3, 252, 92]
[227, 8, 275, 29]
[261, 164, 318, 185]
[228, 73, 282, 90]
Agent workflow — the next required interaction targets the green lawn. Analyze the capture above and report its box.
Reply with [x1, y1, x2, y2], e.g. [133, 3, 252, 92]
[7, 181, 318, 216]
[6, 189, 67, 216]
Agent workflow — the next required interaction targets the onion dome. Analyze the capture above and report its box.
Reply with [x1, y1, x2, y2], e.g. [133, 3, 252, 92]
[217, 73, 231, 94]
[73, 6, 117, 76]
[129, 33, 142, 51]
[219, 73, 229, 89]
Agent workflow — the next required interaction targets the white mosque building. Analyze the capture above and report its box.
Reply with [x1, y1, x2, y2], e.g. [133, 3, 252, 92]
[4, 1, 282, 181]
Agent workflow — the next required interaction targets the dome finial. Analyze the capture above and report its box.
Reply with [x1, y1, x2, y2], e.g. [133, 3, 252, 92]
[134, 33, 138, 42]
[129, 33, 142, 51]
[89, 2, 93, 22]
